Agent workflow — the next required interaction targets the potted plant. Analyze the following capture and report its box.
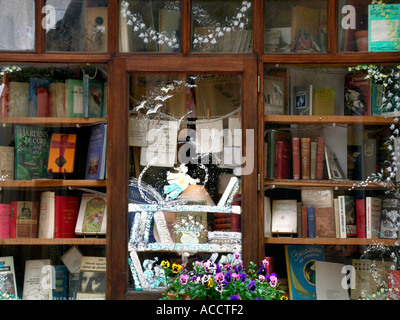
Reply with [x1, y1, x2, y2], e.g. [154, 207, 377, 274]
[159, 252, 286, 300]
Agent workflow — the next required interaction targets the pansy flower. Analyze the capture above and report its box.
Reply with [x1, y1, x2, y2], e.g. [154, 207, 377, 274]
[180, 274, 189, 285]
[172, 263, 181, 274]
[248, 280, 257, 292]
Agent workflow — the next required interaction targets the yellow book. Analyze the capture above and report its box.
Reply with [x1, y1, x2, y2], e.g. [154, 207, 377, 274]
[312, 88, 335, 115]
[47, 133, 77, 173]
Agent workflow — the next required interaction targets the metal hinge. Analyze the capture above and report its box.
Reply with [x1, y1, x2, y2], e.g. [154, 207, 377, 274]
[257, 173, 261, 191]
[257, 75, 261, 93]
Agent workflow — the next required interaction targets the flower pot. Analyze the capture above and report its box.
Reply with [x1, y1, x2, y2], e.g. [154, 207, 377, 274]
[355, 30, 368, 52]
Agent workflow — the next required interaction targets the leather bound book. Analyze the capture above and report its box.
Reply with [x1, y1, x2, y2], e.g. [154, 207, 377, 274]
[315, 207, 335, 238]
[301, 137, 311, 179]
[316, 137, 325, 180]
[292, 137, 300, 179]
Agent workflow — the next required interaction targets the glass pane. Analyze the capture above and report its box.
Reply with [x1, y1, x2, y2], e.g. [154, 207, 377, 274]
[0, 0, 35, 51]
[191, 0, 253, 53]
[127, 74, 244, 295]
[0, 63, 107, 300]
[338, 0, 400, 52]
[264, 0, 328, 53]
[45, 0, 108, 52]
[119, 0, 181, 53]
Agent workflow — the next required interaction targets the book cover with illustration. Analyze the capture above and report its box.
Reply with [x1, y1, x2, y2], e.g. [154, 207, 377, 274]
[47, 133, 77, 174]
[85, 123, 107, 180]
[75, 194, 107, 235]
[15, 125, 52, 180]
[83, 76, 104, 118]
[344, 73, 371, 116]
[285, 245, 325, 300]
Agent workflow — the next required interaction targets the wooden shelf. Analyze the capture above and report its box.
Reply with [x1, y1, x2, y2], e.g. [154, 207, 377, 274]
[0, 238, 106, 246]
[0, 180, 107, 188]
[264, 237, 400, 246]
[264, 115, 395, 125]
[0, 117, 107, 126]
[264, 179, 392, 190]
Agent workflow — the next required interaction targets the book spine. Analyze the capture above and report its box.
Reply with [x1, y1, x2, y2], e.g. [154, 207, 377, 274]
[310, 141, 317, 179]
[356, 198, 366, 238]
[10, 202, 16, 238]
[301, 137, 311, 179]
[301, 206, 308, 238]
[292, 137, 300, 179]
[316, 137, 325, 179]
[37, 87, 50, 117]
[338, 196, 347, 238]
[82, 75, 90, 118]
[366, 197, 371, 239]
[334, 198, 340, 238]
[267, 130, 275, 179]
[0, 204, 11, 239]
[276, 141, 290, 179]
[307, 206, 315, 238]
[55, 196, 79, 238]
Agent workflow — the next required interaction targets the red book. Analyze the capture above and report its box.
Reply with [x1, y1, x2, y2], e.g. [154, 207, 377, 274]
[388, 270, 400, 300]
[292, 137, 300, 179]
[0, 74, 9, 117]
[54, 195, 80, 238]
[301, 206, 308, 238]
[301, 137, 311, 179]
[10, 201, 38, 238]
[37, 87, 50, 117]
[276, 141, 291, 179]
[316, 137, 325, 180]
[0, 204, 11, 239]
[356, 198, 366, 238]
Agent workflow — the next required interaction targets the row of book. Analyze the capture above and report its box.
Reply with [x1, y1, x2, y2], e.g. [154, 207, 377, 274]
[0, 123, 107, 181]
[0, 192, 107, 239]
[0, 252, 106, 300]
[265, 193, 400, 239]
[0, 75, 107, 118]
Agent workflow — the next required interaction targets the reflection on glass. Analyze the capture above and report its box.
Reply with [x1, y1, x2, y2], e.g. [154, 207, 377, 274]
[264, 0, 327, 53]
[338, 0, 400, 52]
[191, 0, 253, 53]
[119, 0, 181, 53]
[127, 74, 243, 291]
[46, 0, 108, 52]
[0, 0, 35, 51]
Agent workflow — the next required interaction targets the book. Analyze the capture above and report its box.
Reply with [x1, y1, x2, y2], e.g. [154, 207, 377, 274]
[338, 195, 356, 238]
[85, 123, 107, 180]
[301, 187, 334, 208]
[54, 82, 67, 117]
[83, 76, 104, 118]
[264, 75, 285, 115]
[315, 207, 335, 238]
[368, 4, 400, 52]
[307, 206, 315, 238]
[366, 196, 381, 239]
[312, 88, 335, 115]
[356, 197, 366, 238]
[275, 140, 291, 179]
[66, 79, 84, 118]
[271, 199, 297, 234]
[315, 261, 350, 300]
[380, 197, 399, 239]
[285, 245, 325, 300]
[10, 201, 38, 238]
[310, 141, 317, 179]
[264, 197, 272, 237]
[0, 256, 18, 299]
[8, 81, 29, 117]
[266, 129, 291, 179]
[371, 82, 384, 116]
[38, 191, 55, 239]
[15, 125, 52, 180]
[344, 73, 371, 116]
[388, 270, 400, 300]
[47, 133, 77, 174]
[0, 74, 9, 117]
[75, 193, 107, 236]
[316, 137, 325, 180]
[294, 85, 313, 115]
[53, 265, 68, 300]
[22, 259, 52, 300]
[301, 206, 308, 238]
[325, 146, 347, 180]
[334, 198, 340, 237]
[37, 87, 50, 117]
[0, 204, 11, 239]
[0, 146, 14, 180]
[301, 137, 310, 179]
[55, 195, 80, 238]
[292, 137, 300, 179]
[76, 256, 106, 299]
[28, 78, 53, 117]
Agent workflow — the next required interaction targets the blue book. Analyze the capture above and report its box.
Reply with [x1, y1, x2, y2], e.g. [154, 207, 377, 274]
[53, 265, 68, 300]
[307, 206, 315, 238]
[85, 123, 107, 180]
[285, 245, 325, 300]
[368, 4, 400, 52]
[29, 78, 52, 117]
[83, 75, 104, 118]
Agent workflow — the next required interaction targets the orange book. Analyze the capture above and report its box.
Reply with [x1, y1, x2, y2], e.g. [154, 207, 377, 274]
[47, 133, 77, 173]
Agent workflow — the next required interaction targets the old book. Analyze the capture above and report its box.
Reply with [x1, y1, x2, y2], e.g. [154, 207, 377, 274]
[292, 137, 300, 179]
[310, 141, 317, 179]
[23, 259, 52, 300]
[338, 195, 356, 238]
[344, 73, 371, 116]
[10, 201, 38, 238]
[15, 125, 52, 180]
[333, 198, 340, 237]
[264, 75, 285, 115]
[366, 196, 381, 239]
[307, 206, 315, 238]
[75, 193, 107, 236]
[0, 204, 11, 239]
[315, 207, 335, 238]
[271, 199, 297, 234]
[85, 123, 107, 180]
[47, 133, 77, 174]
[301, 137, 311, 179]
[301, 206, 308, 238]
[312, 88, 335, 115]
[316, 137, 325, 180]
[356, 197, 366, 238]
[38, 191, 55, 239]
[8, 81, 29, 117]
[66, 79, 84, 118]
[301, 187, 334, 208]
[266, 129, 291, 179]
[276, 140, 291, 179]
[0, 146, 14, 180]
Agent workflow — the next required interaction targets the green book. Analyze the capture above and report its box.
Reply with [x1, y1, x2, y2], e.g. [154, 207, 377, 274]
[66, 79, 84, 118]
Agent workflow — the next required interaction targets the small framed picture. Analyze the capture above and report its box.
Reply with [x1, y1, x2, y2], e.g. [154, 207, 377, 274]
[294, 85, 313, 115]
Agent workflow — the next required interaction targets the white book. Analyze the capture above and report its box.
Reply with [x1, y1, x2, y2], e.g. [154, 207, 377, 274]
[315, 261, 350, 300]
[264, 197, 272, 237]
[334, 198, 340, 238]
[23, 259, 52, 300]
[38, 191, 55, 239]
[366, 197, 382, 239]
[271, 199, 297, 234]
[338, 196, 347, 238]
